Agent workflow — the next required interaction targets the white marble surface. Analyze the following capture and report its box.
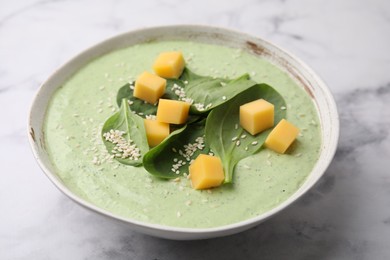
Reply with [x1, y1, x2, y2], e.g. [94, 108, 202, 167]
[1, 0, 390, 259]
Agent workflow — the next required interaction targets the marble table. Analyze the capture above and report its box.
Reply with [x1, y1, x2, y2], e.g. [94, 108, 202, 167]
[1, 0, 389, 259]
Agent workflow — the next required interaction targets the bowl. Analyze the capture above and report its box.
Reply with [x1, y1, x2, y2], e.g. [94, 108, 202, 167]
[28, 25, 339, 240]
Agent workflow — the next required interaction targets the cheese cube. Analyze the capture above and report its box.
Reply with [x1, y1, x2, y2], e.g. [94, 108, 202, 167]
[189, 154, 225, 190]
[134, 71, 166, 104]
[156, 99, 190, 124]
[144, 119, 170, 147]
[240, 99, 274, 135]
[153, 51, 185, 79]
[265, 119, 299, 154]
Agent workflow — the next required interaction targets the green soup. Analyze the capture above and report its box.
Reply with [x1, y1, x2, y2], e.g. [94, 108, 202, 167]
[44, 41, 321, 228]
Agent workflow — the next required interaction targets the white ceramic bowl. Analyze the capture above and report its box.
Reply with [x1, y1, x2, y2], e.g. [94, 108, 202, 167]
[28, 25, 339, 240]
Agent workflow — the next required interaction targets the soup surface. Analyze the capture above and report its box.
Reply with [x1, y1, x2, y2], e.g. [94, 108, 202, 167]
[44, 41, 321, 228]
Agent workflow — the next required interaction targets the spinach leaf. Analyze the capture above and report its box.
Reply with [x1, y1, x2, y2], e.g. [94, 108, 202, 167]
[143, 121, 210, 179]
[180, 68, 258, 114]
[116, 68, 258, 117]
[205, 84, 286, 183]
[101, 99, 149, 166]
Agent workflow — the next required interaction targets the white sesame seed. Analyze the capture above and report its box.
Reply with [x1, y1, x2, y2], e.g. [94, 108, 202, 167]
[243, 165, 251, 169]
[245, 146, 248, 151]
[176, 211, 182, 218]
[231, 136, 238, 142]
[241, 134, 246, 139]
[236, 140, 241, 146]
[251, 141, 258, 145]
[281, 106, 287, 110]
[222, 96, 227, 100]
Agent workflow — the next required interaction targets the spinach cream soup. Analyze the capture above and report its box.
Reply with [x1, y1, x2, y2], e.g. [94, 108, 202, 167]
[44, 41, 321, 228]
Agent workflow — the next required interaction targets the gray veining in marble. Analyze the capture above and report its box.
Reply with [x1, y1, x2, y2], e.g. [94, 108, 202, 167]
[1, 0, 390, 259]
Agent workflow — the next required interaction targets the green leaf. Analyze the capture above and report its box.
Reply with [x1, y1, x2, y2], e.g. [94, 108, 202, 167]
[116, 68, 258, 117]
[205, 84, 286, 183]
[101, 99, 149, 166]
[143, 121, 210, 179]
[180, 68, 258, 114]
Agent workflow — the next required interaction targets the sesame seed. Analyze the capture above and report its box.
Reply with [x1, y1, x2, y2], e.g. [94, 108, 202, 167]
[241, 134, 246, 139]
[222, 96, 227, 100]
[295, 153, 302, 157]
[234, 124, 238, 130]
[231, 136, 238, 142]
[176, 211, 182, 218]
[251, 141, 258, 145]
[243, 165, 251, 169]
[281, 106, 287, 110]
[245, 146, 248, 151]
[236, 140, 241, 146]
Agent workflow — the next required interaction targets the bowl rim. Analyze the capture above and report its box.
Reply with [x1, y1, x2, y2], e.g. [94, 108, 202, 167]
[28, 24, 339, 239]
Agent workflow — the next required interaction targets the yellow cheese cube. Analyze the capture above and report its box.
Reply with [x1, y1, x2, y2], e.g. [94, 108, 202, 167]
[240, 99, 274, 135]
[153, 51, 185, 79]
[189, 154, 225, 190]
[134, 71, 166, 104]
[265, 119, 299, 154]
[144, 119, 170, 147]
[156, 99, 190, 124]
